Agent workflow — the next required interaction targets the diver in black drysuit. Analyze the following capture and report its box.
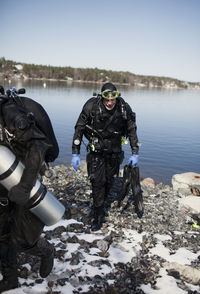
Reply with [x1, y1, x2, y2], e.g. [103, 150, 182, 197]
[0, 87, 59, 292]
[72, 83, 139, 231]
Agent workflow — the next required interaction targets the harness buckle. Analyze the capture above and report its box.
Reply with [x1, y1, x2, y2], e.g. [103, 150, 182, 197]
[0, 198, 9, 206]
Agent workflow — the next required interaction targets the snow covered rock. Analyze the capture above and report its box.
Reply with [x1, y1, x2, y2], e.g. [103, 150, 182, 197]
[165, 262, 200, 285]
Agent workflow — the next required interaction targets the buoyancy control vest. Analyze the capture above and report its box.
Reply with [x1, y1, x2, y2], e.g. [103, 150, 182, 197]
[84, 96, 128, 153]
[0, 96, 59, 163]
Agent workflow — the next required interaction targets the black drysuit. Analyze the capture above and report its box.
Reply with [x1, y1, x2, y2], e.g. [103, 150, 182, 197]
[72, 97, 139, 208]
[0, 96, 59, 289]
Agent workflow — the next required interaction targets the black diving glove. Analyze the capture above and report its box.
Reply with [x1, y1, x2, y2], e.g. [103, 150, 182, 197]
[8, 183, 30, 205]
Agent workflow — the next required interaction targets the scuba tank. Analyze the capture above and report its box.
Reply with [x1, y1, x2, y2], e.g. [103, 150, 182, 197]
[0, 145, 65, 226]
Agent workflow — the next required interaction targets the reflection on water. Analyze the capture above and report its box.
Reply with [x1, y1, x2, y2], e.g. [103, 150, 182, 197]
[1, 79, 200, 184]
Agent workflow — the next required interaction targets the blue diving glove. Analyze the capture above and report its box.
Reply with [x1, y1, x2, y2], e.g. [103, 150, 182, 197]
[128, 154, 139, 166]
[71, 154, 81, 171]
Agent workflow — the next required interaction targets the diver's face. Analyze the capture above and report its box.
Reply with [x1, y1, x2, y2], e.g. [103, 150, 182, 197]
[103, 98, 116, 110]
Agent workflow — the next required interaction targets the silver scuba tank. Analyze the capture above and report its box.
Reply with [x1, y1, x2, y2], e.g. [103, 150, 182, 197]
[0, 145, 65, 226]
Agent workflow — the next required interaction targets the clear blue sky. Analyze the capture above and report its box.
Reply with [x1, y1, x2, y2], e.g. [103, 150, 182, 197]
[1, 0, 200, 82]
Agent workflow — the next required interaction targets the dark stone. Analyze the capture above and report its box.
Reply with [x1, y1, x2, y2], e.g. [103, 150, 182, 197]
[167, 269, 181, 279]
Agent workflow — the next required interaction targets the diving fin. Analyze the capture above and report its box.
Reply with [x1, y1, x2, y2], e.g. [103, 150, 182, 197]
[131, 166, 144, 218]
[118, 163, 144, 219]
[118, 163, 132, 207]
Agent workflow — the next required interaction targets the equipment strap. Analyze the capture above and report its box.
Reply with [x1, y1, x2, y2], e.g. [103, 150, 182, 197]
[102, 110, 117, 132]
[0, 158, 19, 181]
[25, 184, 46, 209]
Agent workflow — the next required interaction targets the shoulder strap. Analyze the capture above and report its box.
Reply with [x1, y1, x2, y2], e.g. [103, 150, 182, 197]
[89, 96, 102, 129]
[0, 97, 9, 142]
[90, 95, 101, 116]
[118, 97, 127, 120]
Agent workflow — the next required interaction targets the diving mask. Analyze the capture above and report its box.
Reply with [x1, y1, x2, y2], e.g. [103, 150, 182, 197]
[101, 90, 119, 99]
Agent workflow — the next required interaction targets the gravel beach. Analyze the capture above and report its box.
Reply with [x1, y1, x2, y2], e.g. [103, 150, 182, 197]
[4, 163, 200, 294]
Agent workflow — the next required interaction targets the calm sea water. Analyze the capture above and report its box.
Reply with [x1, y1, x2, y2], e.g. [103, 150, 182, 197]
[1, 79, 200, 185]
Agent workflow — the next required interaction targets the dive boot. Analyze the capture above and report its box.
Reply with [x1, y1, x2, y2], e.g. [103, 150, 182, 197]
[91, 206, 104, 231]
[25, 238, 54, 278]
[0, 279, 18, 293]
[40, 246, 54, 278]
[0, 243, 18, 293]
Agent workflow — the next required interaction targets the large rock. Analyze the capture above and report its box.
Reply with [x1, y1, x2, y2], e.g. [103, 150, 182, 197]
[141, 177, 155, 188]
[172, 172, 200, 193]
[179, 196, 200, 214]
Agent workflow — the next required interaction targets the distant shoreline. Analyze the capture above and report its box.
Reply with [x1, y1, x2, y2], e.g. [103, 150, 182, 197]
[1, 57, 200, 90]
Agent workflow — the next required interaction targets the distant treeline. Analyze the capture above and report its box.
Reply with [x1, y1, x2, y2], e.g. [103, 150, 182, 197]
[0, 57, 199, 89]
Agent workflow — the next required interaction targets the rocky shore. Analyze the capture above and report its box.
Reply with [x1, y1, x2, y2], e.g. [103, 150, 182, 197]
[6, 163, 200, 294]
